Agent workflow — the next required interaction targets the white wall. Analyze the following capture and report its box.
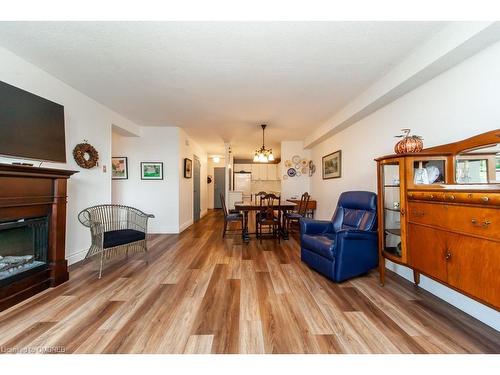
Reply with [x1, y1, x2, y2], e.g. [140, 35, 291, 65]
[112, 127, 208, 233]
[112, 127, 181, 233]
[178, 129, 208, 231]
[0, 46, 142, 265]
[281, 141, 311, 200]
[309, 41, 500, 330]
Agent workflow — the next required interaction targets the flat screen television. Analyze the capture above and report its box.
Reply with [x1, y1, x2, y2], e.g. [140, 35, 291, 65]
[0, 81, 66, 163]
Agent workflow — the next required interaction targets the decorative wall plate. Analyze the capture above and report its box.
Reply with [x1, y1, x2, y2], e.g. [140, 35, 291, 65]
[301, 167, 308, 174]
[291, 155, 301, 164]
[287, 168, 297, 177]
[295, 164, 301, 170]
[300, 159, 308, 167]
[308, 161, 316, 177]
[285, 160, 293, 168]
[296, 171, 302, 177]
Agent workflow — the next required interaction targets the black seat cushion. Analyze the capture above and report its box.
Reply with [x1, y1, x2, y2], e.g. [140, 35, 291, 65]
[103, 229, 146, 249]
[256, 212, 279, 222]
[284, 212, 303, 219]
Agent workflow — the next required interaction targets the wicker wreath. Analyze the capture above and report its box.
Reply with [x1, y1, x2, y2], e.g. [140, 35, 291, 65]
[73, 141, 99, 169]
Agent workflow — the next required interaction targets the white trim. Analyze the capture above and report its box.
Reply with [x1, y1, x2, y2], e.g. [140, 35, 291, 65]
[386, 260, 500, 331]
[179, 219, 194, 233]
[149, 226, 181, 234]
[66, 248, 88, 266]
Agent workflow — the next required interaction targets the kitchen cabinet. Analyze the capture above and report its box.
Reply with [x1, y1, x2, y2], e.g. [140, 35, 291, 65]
[267, 164, 278, 180]
[251, 164, 260, 180]
[258, 164, 268, 180]
[234, 164, 252, 173]
[247, 163, 280, 181]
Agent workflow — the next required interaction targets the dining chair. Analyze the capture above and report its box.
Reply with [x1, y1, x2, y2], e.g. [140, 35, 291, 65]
[254, 191, 267, 201]
[220, 193, 243, 238]
[256, 193, 281, 243]
[284, 192, 310, 233]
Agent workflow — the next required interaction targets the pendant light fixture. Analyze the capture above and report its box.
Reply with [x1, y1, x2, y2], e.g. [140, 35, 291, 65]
[253, 124, 274, 163]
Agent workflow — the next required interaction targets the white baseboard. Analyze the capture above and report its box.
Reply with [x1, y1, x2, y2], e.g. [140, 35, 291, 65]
[386, 260, 500, 331]
[66, 248, 88, 266]
[179, 219, 194, 233]
[149, 225, 181, 234]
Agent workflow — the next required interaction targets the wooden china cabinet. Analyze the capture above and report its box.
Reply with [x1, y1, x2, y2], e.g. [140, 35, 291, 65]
[376, 129, 500, 310]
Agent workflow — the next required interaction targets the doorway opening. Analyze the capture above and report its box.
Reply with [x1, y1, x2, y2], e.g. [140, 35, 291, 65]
[213, 167, 226, 209]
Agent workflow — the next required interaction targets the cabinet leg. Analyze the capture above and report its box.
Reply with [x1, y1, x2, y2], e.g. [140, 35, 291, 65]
[379, 256, 385, 286]
[413, 270, 420, 287]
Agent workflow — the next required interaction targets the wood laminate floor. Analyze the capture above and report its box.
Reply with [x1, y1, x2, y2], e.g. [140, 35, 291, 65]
[0, 210, 498, 354]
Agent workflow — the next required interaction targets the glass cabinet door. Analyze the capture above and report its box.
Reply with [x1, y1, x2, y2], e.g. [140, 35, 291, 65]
[408, 157, 447, 187]
[380, 160, 405, 261]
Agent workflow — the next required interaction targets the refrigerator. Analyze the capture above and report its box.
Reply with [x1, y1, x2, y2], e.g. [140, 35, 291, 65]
[233, 172, 252, 200]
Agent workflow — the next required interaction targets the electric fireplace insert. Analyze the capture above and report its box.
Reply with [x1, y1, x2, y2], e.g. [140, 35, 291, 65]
[0, 217, 49, 287]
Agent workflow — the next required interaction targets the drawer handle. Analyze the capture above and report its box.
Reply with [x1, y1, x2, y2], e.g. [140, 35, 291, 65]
[471, 218, 491, 228]
[445, 251, 452, 261]
[448, 195, 455, 200]
[429, 194, 434, 199]
[481, 196, 489, 202]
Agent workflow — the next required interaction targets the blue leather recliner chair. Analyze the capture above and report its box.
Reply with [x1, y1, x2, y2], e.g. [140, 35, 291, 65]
[300, 191, 378, 282]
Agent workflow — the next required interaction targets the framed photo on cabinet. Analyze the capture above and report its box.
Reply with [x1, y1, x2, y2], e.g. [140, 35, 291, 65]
[322, 150, 341, 179]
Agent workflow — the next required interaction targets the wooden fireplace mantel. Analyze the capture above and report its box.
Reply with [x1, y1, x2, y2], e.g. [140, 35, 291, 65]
[0, 163, 77, 311]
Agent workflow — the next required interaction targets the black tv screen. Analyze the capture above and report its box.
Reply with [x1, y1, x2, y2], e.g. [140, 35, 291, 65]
[0, 81, 66, 163]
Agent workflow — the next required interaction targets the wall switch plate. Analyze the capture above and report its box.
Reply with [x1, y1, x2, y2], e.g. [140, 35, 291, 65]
[103, 165, 107, 173]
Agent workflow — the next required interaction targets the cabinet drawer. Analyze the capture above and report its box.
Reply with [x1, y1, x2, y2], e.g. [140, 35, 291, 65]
[408, 191, 500, 206]
[408, 201, 500, 241]
[407, 191, 445, 202]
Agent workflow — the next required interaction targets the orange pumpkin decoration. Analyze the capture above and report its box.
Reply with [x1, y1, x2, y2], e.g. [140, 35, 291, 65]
[394, 129, 423, 154]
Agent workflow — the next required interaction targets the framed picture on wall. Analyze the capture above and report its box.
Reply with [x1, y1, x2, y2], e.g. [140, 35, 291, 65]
[184, 158, 192, 178]
[111, 157, 128, 180]
[322, 150, 342, 179]
[141, 162, 163, 180]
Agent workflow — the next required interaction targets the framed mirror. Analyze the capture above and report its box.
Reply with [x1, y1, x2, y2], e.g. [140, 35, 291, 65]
[455, 143, 500, 184]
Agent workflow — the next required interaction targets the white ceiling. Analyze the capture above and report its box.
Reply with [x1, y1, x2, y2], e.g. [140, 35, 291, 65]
[0, 21, 448, 158]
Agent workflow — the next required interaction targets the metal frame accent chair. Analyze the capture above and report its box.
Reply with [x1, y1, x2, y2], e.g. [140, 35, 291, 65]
[284, 192, 310, 233]
[300, 191, 378, 282]
[256, 193, 281, 243]
[78, 204, 154, 278]
[220, 193, 243, 237]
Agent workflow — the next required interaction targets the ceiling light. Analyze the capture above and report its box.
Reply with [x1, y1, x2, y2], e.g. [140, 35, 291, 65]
[253, 124, 273, 163]
[212, 156, 220, 163]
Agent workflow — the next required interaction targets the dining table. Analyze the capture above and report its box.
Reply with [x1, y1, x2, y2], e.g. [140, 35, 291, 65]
[233, 200, 297, 243]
